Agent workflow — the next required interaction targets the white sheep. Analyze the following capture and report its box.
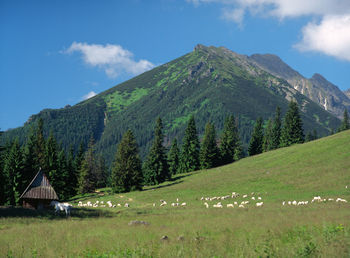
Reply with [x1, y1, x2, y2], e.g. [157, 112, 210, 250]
[288, 201, 291, 205]
[234, 201, 238, 205]
[213, 202, 223, 208]
[292, 200, 297, 206]
[251, 197, 255, 200]
[181, 202, 187, 206]
[282, 201, 285, 206]
[124, 203, 129, 207]
[227, 204, 234, 208]
[336, 198, 347, 203]
[78, 201, 83, 207]
[204, 202, 209, 208]
[243, 194, 248, 198]
[256, 202, 263, 207]
[258, 197, 262, 200]
[238, 204, 245, 208]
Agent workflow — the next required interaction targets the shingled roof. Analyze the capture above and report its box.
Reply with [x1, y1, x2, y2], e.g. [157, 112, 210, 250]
[20, 169, 59, 200]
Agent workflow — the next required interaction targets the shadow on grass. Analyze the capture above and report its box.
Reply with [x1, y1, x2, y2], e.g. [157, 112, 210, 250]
[143, 172, 195, 191]
[0, 206, 117, 219]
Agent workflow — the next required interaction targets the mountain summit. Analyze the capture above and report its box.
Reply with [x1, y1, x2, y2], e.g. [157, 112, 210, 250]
[3, 44, 341, 164]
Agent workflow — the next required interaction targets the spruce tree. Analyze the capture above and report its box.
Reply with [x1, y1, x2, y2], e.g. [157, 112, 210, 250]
[271, 106, 282, 150]
[78, 137, 97, 194]
[234, 139, 244, 161]
[45, 132, 59, 191]
[220, 115, 239, 165]
[95, 155, 108, 188]
[179, 115, 200, 173]
[280, 101, 304, 147]
[66, 145, 77, 197]
[34, 118, 46, 169]
[111, 129, 143, 193]
[57, 148, 69, 199]
[263, 118, 274, 152]
[3, 139, 23, 205]
[339, 109, 350, 132]
[248, 117, 264, 156]
[22, 126, 37, 193]
[200, 122, 219, 169]
[168, 138, 180, 176]
[143, 118, 170, 185]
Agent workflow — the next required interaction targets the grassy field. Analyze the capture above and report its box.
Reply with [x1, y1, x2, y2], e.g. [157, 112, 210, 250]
[1, 131, 350, 257]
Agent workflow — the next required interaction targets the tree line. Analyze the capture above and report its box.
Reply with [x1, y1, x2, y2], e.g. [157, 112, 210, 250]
[1, 101, 349, 203]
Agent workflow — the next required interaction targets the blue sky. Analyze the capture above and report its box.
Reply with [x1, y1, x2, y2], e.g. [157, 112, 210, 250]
[1, 0, 350, 131]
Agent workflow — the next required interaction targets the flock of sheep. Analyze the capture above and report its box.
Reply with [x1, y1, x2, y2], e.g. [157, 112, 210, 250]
[75, 185, 348, 210]
[200, 192, 264, 208]
[77, 200, 130, 208]
[282, 195, 348, 206]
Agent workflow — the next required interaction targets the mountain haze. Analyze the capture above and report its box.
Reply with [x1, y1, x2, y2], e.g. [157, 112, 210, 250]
[2, 44, 341, 164]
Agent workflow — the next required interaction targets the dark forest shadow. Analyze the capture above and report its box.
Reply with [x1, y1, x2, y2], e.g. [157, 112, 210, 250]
[0, 206, 116, 219]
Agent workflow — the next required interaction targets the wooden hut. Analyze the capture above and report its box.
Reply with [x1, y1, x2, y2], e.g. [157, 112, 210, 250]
[20, 169, 59, 209]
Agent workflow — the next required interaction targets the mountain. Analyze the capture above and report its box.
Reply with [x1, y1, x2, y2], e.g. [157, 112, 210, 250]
[344, 89, 350, 99]
[249, 54, 350, 119]
[2, 44, 341, 164]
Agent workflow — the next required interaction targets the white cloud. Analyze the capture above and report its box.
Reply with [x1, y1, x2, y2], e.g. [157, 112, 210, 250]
[82, 91, 97, 100]
[188, 0, 350, 61]
[295, 15, 350, 61]
[63, 42, 155, 78]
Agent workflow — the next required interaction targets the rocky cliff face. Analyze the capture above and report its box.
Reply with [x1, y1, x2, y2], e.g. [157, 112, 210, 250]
[249, 54, 350, 119]
[344, 89, 350, 99]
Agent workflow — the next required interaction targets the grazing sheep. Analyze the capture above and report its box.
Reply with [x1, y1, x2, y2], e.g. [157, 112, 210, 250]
[160, 202, 167, 207]
[227, 204, 234, 208]
[282, 201, 285, 206]
[78, 201, 83, 207]
[328, 198, 334, 201]
[238, 204, 245, 208]
[87, 201, 92, 207]
[234, 201, 238, 205]
[336, 198, 347, 203]
[243, 194, 248, 198]
[251, 197, 255, 200]
[292, 201, 297, 206]
[258, 197, 262, 200]
[124, 203, 130, 207]
[288, 201, 291, 205]
[204, 202, 209, 208]
[213, 202, 223, 208]
[153, 203, 156, 207]
[117, 203, 121, 207]
[256, 202, 263, 207]
[181, 202, 187, 206]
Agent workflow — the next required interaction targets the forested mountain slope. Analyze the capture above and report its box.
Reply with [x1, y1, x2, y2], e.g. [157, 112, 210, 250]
[2, 44, 341, 164]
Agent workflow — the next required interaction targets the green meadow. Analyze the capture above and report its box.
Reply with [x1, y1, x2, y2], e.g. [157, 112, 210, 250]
[1, 131, 350, 257]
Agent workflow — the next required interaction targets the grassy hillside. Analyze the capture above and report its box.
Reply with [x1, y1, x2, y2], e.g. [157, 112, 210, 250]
[1, 130, 349, 257]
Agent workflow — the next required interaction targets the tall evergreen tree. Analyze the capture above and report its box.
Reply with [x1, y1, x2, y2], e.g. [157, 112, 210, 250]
[78, 137, 97, 194]
[271, 106, 282, 150]
[179, 115, 200, 173]
[45, 132, 59, 190]
[338, 109, 350, 132]
[220, 115, 239, 165]
[74, 141, 85, 175]
[263, 118, 274, 152]
[111, 130, 143, 193]
[0, 131, 6, 205]
[95, 155, 108, 188]
[248, 117, 264, 156]
[234, 139, 244, 161]
[34, 118, 46, 169]
[66, 145, 77, 197]
[21, 126, 38, 193]
[57, 148, 69, 199]
[168, 138, 180, 176]
[3, 139, 23, 205]
[280, 101, 304, 147]
[143, 117, 170, 185]
[200, 122, 219, 169]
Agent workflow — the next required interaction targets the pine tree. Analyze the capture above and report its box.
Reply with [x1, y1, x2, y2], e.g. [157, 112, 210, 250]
[78, 137, 97, 194]
[143, 117, 170, 185]
[339, 109, 350, 132]
[95, 155, 108, 188]
[248, 117, 264, 156]
[179, 115, 200, 173]
[111, 130, 143, 193]
[45, 132, 59, 191]
[21, 126, 37, 193]
[280, 101, 304, 147]
[220, 115, 239, 165]
[168, 138, 180, 176]
[3, 139, 23, 205]
[200, 122, 219, 169]
[34, 118, 46, 169]
[271, 106, 282, 150]
[0, 131, 6, 205]
[263, 118, 274, 152]
[57, 148, 69, 199]
[234, 139, 244, 161]
[66, 145, 77, 197]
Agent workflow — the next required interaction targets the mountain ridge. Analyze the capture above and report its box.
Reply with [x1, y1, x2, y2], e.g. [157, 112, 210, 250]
[2, 44, 341, 165]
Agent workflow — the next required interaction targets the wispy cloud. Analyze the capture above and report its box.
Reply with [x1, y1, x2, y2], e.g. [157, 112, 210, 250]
[82, 91, 97, 100]
[187, 0, 350, 62]
[63, 42, 155, 78]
